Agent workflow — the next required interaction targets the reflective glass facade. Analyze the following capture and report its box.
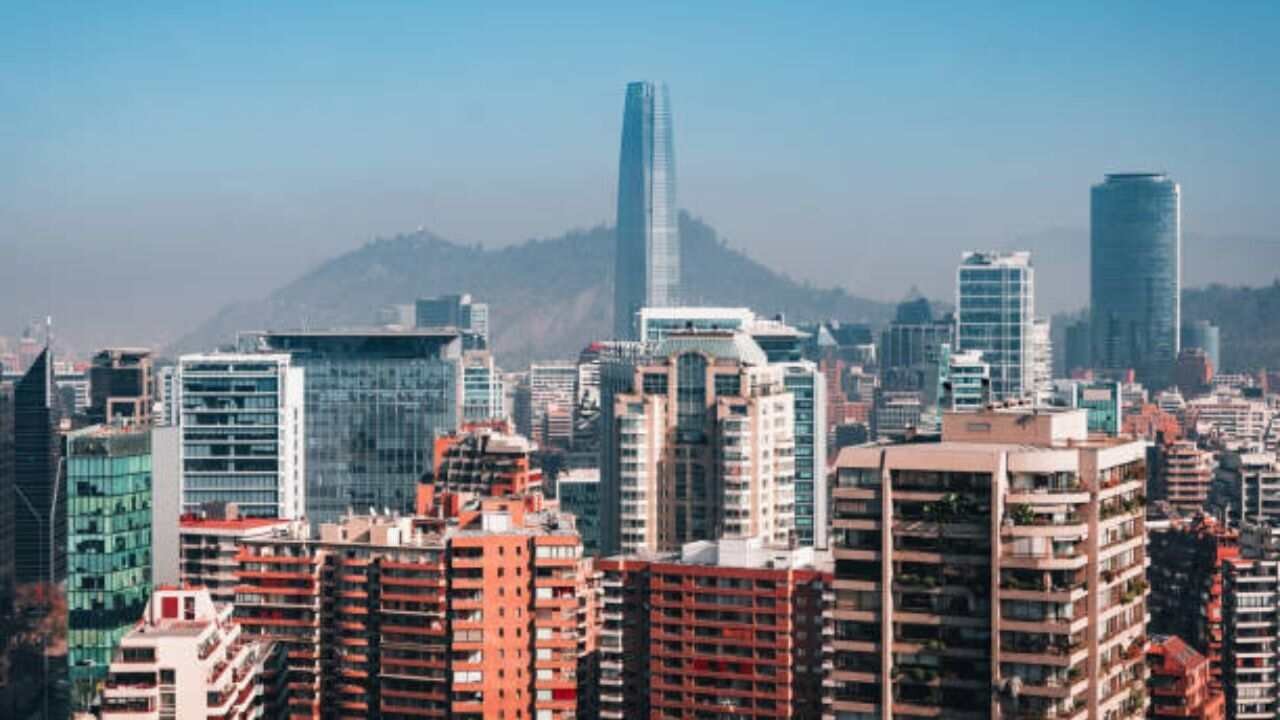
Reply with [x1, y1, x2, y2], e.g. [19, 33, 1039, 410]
[779, 362, 827, 548]
[956, 251, 1035, 401]
[1090, 173, 1181, 388]
[67, 426, 152, 698]
[614, 81, 679, 338]
[250, 332, 462, 524]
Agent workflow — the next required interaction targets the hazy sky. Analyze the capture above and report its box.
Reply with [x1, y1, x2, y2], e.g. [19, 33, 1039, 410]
[3, 2, 1279, 351]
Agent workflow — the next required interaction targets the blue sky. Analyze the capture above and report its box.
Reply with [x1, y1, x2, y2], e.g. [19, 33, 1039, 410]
[2, 2, 1278, 348]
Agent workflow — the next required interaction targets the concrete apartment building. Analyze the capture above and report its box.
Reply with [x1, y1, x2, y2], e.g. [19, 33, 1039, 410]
[1221, 523, 1280, 718]
[608, 330, 796, 555]
[233, 492, 596, 719]
[1159, 440, 1216, 513]
[430, 427, 543, 499]
[177, 503, 299, 605]
[99, 586, 284, 719]
[598, 536, 831, 719]
[830, 406, 1149, 719]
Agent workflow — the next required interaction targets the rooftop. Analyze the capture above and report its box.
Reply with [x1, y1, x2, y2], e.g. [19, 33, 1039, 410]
[180, 517, 294, 531]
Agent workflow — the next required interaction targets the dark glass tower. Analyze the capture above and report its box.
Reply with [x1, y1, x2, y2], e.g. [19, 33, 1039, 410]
[1090, 173, 1181, 388]
[14, 348, 65, 584]
[614, 81, 679, 339]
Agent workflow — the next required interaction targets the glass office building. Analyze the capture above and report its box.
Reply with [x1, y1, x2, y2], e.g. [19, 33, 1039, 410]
[1181, 320, 1221, 372]
[177, 353, 305, 518]
[1090, 173, 1181, 388]
[614, 81, 680, 339]
[66, 425, 152, 703]
[244, 330, 462, 523]
[956, 251, 1036, 401]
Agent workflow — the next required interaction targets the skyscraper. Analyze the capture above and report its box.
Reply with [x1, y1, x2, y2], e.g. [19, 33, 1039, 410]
[14, 348, 65, 584]
[1091, 172, 1181, 388]
[614, 81, 679, 339]
[955, 251, 1037, 401]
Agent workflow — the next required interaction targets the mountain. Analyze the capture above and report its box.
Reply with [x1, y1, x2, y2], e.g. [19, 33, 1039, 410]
[171, 213, 896, 366]
[1183, 281, 1280, 372]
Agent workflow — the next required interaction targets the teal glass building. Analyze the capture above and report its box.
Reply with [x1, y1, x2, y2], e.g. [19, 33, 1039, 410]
[66, 424, 152, 704]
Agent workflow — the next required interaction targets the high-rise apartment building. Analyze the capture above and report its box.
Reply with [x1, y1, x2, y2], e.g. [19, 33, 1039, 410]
[526, 362, 578, 447]
[177, 504, 298, 605]
[1221, 523, 1280, 718]
[1238, 452, 1280, 524]
[415, 293, 489, 349]
[14, 348, 65, 584]
[614, 81, 679, 339]
[1157, 440, 1215, 513]
[177, 353, 305, 519]
[234, 494, 594, 719]
[87, 348, 154, 425]
[777, 361, 828, 547]
[608, 331, 795, 555]
[243, 330, 462, 523]
[831, 407, 1149, 719]
[1091, 173, 1181, 388]
[66, 424, 153, 704]
[598, 537, 831, 719]
[98, 586, 285, 719]
[956, 251, 1038, 401]
[1147, 513, 1238, 690]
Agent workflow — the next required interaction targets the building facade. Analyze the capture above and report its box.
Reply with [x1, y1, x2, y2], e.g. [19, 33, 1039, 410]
[955, 251, 1037, 401]
[87, 348, 154, 425]
[461, 350, 505, 424]
[14, 348, 65, 584]
[525, 362, 578, 447]
[243, 330, 462, 523]
[66, 424, 153, 703]
[415, 293, 489, 349]
[99, 586, 284, 719]
[1181, 321, 1221, 375]
[177, 353, 305, 519]
[598, 537, 831, 719]
[1090, 173, 1181, 388]
[234, 494, 594, 719]
[1158, 440, 1215, 513]
[614, 80, 679, 339]
[831, 407, 1149, 719]
[609, 331, 796, 554]
[178, 507, 297, 605]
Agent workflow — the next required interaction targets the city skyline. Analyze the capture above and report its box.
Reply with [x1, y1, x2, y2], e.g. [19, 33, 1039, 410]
[4, 3, 1280, 353]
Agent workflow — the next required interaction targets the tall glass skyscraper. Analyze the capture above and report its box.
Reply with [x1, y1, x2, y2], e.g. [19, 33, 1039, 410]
[1090, 173, 1181, 388]
[614, 81, 679, 339]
